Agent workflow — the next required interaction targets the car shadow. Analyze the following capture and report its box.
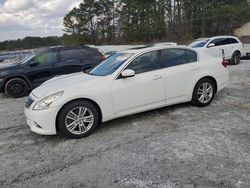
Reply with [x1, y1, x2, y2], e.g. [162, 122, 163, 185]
[95, 102, 193, 133]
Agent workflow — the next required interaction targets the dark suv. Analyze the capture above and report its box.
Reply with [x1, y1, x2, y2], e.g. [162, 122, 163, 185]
[0, 46, 105, 98]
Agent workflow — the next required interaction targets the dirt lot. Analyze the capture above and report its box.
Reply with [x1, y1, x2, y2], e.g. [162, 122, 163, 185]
[0, 61, 250, 188]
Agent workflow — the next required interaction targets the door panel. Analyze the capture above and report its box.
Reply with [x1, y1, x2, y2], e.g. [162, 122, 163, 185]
[159, 49, 198, 104]
[207, 46, 224, 58]
[54, 59, 82, 75]
[55, 49, 83, 75]
[163, 63, 197, 103]
[112, 50, 165, 114]
[112, 69, 165, 113]
[207, 38, 226, 58]
[27, 51, 58, 87]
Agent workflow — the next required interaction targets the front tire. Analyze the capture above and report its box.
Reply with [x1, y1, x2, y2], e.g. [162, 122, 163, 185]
[57, 100, 100, 139]
[230, 51, 241, 65]
[191, 78, 216, 107]
[4, 78, 29, 98]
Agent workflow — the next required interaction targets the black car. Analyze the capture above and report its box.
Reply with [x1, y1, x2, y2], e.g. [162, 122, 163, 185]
[0, 46, 105, 98]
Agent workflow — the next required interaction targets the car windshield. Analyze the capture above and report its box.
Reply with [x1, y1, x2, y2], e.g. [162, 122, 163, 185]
[189, 39, 210, 48]
[89, 53, 133, 76]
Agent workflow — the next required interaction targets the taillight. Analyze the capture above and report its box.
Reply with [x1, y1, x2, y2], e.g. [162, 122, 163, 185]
[100, 55, 106, 61]
[222, 58, 229, 68]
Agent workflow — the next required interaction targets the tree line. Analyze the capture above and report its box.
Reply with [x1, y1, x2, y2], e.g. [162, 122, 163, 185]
[1, 0, 250, 51]
[63, 0, 250, 45]
[0, 36, 61, 51]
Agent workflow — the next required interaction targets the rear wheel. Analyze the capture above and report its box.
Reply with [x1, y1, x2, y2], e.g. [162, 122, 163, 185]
[191, 78, 216, 107]
[230, 51, 241, 65]
[4, 78, 29, 98]
[57, 100, 100, 139]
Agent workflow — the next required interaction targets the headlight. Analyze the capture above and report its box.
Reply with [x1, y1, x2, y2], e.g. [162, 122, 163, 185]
[33, 91, 64, 110]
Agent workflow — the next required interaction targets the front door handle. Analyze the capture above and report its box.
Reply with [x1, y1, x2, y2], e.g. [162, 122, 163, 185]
[153, 75, 162, 80]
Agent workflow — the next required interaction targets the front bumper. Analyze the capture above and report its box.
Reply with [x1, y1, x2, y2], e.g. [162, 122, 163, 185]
[25, 107, 59, 135]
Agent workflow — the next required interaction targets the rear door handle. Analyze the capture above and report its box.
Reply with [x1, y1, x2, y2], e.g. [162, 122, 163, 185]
[153, 75, 162, 80]
[191, 66, 199, 70]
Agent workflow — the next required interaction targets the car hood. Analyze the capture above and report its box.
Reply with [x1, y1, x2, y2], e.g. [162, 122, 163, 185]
[0, 62, 19, 69]
[32, 72, 100, 99]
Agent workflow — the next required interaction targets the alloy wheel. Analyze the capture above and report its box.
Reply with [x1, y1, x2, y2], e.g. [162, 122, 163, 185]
[197, 82, 214, 104]
[65, 107, 94, 135]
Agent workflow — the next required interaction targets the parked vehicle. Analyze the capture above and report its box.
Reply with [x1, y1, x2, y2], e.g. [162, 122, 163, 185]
[148, 42, 178, 47]
[103, 51, 117, 59]
[0, 46, 105, 98]
[0, 57, 4, 63]
[25, 45, 229, 139]
[188, 36, 244, 65]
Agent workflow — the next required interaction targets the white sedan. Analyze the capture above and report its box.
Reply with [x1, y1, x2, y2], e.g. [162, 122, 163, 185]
[25, 46, 229, 138]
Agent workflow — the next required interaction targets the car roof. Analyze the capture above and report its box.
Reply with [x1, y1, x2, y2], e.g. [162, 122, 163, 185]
[121, 45, 192, 54]
[47, 45, 98, 51]
[197, 36, 239, 40]
[195, 38, 210, 41]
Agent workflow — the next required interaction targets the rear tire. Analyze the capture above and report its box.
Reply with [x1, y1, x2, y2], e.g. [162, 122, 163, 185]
[191, 78, 216, 107]
[57, 100, 100, 139]
[4, 78, 29, 98]
[230, 51, 241, 65]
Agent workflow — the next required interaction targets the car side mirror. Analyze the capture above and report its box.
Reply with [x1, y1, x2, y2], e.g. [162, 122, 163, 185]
[207, 43, 215, 48]
[121, 69, 135, 78]
[30, 61, 39, 67]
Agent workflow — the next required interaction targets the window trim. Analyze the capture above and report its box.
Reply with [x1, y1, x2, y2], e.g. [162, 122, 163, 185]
[159, 48, 197, 69]
[116, 50, 162, 79]
[114, 48, 199, 80]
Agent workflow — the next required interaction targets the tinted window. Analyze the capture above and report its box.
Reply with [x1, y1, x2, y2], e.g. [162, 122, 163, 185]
[60, 49, 80, 61]
[227, 38, 239, 44]
[126, 51, 161, 74]
[191, 41, 208, 48]
[186, 50, 198, 63]
[160, 49, 188, 68]
[210, 38, 225, 46]
[35, 51, 58, 65]
[90, 53, 133, 76]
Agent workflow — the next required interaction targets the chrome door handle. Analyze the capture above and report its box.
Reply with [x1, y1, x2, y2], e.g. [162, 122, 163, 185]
[153, 75, 162, 80]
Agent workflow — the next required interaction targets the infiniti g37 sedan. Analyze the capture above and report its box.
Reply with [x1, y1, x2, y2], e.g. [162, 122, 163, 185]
[25, 46, 229, 139]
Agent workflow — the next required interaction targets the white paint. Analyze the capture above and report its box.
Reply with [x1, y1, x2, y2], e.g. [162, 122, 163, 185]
[25, 45, 229, 136]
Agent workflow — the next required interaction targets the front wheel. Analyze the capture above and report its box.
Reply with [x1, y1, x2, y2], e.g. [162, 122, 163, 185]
[4, 78, 29, 98]
[191, 78, 216, 107]
[57, 100, 100, 139]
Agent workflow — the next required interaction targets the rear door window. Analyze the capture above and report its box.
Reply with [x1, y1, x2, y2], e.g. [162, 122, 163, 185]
[160, 49, 189, 68]
[60, 49, 81, 61]
[186, 50, 198, 63]
[228, 38, 239, 44]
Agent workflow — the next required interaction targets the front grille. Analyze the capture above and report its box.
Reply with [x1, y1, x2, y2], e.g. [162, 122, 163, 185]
[25, 96, 34, 109]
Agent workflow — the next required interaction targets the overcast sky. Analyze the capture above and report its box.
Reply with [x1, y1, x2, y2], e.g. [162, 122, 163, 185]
[0, 0, 82, 41]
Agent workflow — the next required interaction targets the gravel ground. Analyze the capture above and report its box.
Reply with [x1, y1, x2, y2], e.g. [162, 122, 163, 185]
[0, 61, 250, 188]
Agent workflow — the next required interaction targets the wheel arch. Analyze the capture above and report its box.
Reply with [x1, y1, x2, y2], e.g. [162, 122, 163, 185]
[2, 74, 32, 92]
[193, 76, 218, 94]
[55, 98, 103, 133]
[233, 50, 241, 57]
